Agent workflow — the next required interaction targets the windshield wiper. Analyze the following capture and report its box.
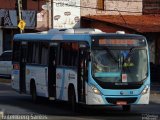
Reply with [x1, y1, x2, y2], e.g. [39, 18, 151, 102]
[121, 47, 136, 72]
[125, 47, 136, 60]
[124, 47, 142, 63]
[106, 47, 119, 63]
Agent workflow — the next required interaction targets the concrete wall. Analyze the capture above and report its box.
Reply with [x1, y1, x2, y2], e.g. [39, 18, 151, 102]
[81, 0, 142, 16]
[53, 0, 80, 28]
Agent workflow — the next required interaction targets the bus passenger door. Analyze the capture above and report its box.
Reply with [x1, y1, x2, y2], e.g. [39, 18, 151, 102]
[20, 42, 27, 93]
[48, 45, 57, 99]
[78, 48, 88, 103]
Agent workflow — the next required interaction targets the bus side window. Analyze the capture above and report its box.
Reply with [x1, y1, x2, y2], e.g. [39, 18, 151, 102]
[71, 42, 79, 66]
[65, 43, 71, 66]
[32, 43, 37, 63]
[59, 42, 79, 67]
[41, 43, 49, 65]
[27, 42, 33, 64]
[27, 42, 39, 64]
[59, 43, 70, 66]
[59, 43, 63, 66]
[34, 43, 40, 64]
[13, 41, 21, 62]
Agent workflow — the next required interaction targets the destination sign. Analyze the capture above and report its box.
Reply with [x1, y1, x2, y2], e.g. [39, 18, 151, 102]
[92, 38, 146, 47]
[99, 39, 137, 45]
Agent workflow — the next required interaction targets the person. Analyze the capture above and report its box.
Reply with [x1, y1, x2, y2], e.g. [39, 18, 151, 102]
[123, 57, 134, 67]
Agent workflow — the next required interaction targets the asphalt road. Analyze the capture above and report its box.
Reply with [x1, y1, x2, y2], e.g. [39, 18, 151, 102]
[0, 82, 160, 120]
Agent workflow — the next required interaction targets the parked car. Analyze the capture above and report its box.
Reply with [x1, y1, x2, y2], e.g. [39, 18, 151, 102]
[0, 50, 12, 78]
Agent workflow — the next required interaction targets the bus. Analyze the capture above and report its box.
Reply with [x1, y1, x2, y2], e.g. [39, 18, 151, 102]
[11, 28, 150, 112]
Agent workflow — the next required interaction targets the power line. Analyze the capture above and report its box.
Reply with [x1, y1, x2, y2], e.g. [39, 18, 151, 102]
[107, 0, 142, 2]
[50, 1, 140, 29]
[52, 1, 142, 13]
[114, 8, 128, 26]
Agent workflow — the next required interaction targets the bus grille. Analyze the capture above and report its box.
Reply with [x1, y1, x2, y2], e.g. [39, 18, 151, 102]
[106, 97, 137, 104]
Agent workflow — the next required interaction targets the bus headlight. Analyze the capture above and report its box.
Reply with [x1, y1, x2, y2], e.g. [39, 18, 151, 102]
[141, 85, 149, 95]
[90, 85, 101, 95]
[11, 75, 14, 80]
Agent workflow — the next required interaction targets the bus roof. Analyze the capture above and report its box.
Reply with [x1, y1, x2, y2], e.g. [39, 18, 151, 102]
[13, 33, 92, 42]
[13, 31, 146, 43]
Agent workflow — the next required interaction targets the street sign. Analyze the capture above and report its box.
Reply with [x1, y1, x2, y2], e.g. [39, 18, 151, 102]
[18, 20, 26, 30]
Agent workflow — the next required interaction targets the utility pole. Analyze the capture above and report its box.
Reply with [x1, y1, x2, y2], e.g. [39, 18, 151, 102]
[17, 0, 23, 33]
[51, 0, 53, 28]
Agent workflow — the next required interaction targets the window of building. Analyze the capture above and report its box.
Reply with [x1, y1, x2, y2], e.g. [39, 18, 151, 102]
[97, 0, 105, 10]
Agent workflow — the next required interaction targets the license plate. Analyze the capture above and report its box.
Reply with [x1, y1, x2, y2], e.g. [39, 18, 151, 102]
[116, 101, 127, 105]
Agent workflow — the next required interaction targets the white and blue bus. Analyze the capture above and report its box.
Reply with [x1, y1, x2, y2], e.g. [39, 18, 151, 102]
[11, 28, 150, 111]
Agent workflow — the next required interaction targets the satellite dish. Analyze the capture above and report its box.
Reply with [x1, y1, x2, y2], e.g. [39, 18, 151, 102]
[42, 4, 51, 10]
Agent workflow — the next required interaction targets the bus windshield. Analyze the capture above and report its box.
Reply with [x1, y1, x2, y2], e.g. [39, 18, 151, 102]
[91, 47, 148, 83]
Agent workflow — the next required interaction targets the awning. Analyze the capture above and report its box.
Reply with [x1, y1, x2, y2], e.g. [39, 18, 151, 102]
[82, 15, 160, 33]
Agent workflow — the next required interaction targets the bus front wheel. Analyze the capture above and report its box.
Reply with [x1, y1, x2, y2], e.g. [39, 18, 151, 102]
[122, 105, 131, 111]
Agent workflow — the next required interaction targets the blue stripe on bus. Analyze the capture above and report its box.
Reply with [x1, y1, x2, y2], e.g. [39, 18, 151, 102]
[59, 69, 65, 100]
[94, 72, 120, 77]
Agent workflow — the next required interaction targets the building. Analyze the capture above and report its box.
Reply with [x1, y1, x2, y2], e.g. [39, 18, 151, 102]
[0, 0, 46, 54]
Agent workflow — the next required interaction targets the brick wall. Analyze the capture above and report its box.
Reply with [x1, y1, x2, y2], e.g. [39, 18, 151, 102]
[0, 0, 16, 9]
[81, 0, 142, 16]
[0, 0, 45, 11]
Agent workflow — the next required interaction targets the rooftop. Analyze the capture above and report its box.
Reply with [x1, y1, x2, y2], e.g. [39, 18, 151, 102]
[82, 15, 160, 33]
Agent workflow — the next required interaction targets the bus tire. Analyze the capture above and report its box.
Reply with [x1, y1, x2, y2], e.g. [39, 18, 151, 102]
[31, 82, 38, 103]
[122, 105, 131, 111]
[68, 87, 77, 112]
